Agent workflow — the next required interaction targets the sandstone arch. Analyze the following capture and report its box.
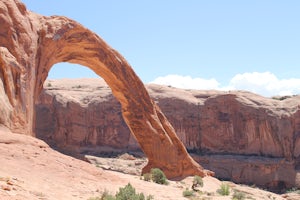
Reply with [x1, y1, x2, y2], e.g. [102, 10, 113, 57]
[0, 0, 213, 178]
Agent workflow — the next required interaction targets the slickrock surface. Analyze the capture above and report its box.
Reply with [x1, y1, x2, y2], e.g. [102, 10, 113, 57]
[0, 126, 185, 200]
[36, 78, 300, 191]
[0, 0, 208, 178]
[0, 126, 291, 200]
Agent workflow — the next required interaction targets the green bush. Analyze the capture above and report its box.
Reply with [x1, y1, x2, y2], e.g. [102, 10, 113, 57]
[193, 176, 203, 187]
[102, 195, 115, 200]
[182, 189, 194, 197]
[232, 190, 246, 200]
[192, 175, 203, 191]
[143, 173, 151, 182]
[88, 184, 153, 200]
[150, 168, 168, 185]
[286, 187, 300, 194]
[146, 195, 154, 200]
[115, 183, 145, 200]
[217, 183, 230, 196]
[87, 191, 115, 200]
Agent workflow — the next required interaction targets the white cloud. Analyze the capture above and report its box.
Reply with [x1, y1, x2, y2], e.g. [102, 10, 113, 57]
[150, 72, 300, 97]
[229, 72, 300, 97]
[151, 74, 219, 90]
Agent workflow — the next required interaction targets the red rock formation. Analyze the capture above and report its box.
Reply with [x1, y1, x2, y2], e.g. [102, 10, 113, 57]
[36, 79, 300, 190]
[0, 0, 212, 178]
[151, 87, 300, 191]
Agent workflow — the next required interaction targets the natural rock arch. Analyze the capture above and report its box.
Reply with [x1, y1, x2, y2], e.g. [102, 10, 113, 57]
[0, 0, 213, 178]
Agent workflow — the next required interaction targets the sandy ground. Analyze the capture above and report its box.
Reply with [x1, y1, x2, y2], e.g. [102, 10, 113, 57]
[0, 126, 298, 200]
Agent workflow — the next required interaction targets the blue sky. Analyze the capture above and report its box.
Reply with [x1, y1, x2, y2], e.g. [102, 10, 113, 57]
[22, 0, 300, 96]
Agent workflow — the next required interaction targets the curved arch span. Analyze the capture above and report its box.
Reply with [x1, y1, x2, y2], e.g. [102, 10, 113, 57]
[0, 0, 212, 179]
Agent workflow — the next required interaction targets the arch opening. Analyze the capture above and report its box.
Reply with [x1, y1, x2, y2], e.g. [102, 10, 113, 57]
[35, 63, 141, 157]
[30, 16, 211, 178]
[48, 63, 99, 79]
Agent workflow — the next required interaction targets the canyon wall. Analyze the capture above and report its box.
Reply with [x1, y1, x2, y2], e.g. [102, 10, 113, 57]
[36, 79, 300, 191]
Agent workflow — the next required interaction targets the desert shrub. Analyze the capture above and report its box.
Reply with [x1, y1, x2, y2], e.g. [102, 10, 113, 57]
[272, 95, 293, 101]
[88, 184, 153, 200]
[101, 190, 115, 200]
[115, 183, 144, 200]
[217, 183, 230, 196]
[192, 175, 203, 191]
[87, 190, 114, 200]
[285, 187, 300, 194]
[102, 195, 115, 200]
[143, 173, 151, 182]
[150, 168, 168, 185]
[193, 176, 203, 187]
[232, 190, 246, 200]
[182, 189, 194, 197]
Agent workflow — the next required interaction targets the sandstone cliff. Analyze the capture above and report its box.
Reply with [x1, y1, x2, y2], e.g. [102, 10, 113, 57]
[0, 0, 209, 178]
[36, 78, 300, 191]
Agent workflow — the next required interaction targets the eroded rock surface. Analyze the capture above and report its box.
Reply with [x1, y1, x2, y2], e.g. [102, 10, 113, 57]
[0, 0, 210, 178]
[1, 127, 289, 200]
[36, 79, 300, 191]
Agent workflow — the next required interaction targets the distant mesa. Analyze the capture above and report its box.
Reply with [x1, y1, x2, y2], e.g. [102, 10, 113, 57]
[37, 79, 300, 191]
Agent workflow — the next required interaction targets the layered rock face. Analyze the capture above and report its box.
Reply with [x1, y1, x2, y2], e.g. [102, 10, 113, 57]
[36, 79, 134, 151]
[36, 79, 300, 191]
[0, 0, 209, 179]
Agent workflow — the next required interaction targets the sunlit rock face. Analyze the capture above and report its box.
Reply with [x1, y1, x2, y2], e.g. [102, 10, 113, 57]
[0, 0, 211, 179]
[37, 80, 300, 191]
